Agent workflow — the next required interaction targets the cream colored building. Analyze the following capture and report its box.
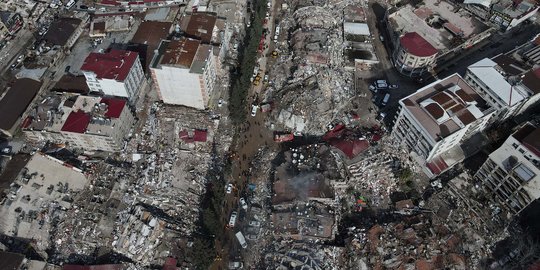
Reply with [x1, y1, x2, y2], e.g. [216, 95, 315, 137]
[150, 38, 217, 109]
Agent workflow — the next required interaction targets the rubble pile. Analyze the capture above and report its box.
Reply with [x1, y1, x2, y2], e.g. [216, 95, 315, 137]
[105, 104, 217, 262]
[267, 0, 357, 135]
[263, 239, 345, 269]
[52, 163, 123, 257]
[344, 150, 400, 208]
[345, 213, 470, 269]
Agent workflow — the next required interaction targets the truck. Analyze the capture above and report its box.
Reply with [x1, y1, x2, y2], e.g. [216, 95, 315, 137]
[235, 231, 248, 249]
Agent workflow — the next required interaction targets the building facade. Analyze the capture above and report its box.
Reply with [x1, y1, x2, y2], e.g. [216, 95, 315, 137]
[392, 74, 495, 178]
[81, 50, 144, 102]
[474, 123, 540, 215]
[393, 32, 438, 78]
[150, 38, 216, 109]
[23, 95, 135, 152]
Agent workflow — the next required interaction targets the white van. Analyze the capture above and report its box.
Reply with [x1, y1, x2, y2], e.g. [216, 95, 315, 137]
[381, 93, 391, 106]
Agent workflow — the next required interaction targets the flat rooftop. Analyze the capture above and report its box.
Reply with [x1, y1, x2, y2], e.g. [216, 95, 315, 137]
[388, 0, 489, 52]
[24, 95, 128, 136]
[400, 73, 490, 141]
[0, 153, 88, 238]
[152, 37, 212, 74]
[467, 58, 531, 106]
[42, 17, 82, 47]
[0, 78, 42, 133]
[130, 21, 172, 69]
[180, 12, 217, 43]
[81, 50, 138, 81]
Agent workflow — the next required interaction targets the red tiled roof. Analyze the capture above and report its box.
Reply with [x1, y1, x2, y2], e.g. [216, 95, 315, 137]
[193, 129, 207, 142]
[329, 139, 369, 159]
[100, 98, 127, 118]
[61, 111, 91, 133]
[81, 50, 138, 81]
[400, 32, 438, 57]
[179, 129, 207, 143]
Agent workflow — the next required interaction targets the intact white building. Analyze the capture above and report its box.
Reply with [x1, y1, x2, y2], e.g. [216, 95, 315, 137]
[81, 49, 144, 102]
[474, 122, 540, 215]
[464, 54, 540, 121]
[392, 74, 495, 177]
[150, 37, 217, 109]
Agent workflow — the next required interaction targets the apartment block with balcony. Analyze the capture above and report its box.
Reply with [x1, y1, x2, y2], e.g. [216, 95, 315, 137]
[392, 73, 495, 178]
[474, 123, 540, 215]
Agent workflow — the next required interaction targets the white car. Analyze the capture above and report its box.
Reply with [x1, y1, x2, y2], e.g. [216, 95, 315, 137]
[226, 183, 233, 194]
[251, 105, 258, 117]
[240, 198, 248, 210]
[228, 211, 237, 227]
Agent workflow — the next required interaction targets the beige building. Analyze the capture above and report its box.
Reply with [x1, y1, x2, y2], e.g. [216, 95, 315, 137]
[150, 37, 217, 109]
[23, 95, 135, 152]
[474, 123, 540, 215]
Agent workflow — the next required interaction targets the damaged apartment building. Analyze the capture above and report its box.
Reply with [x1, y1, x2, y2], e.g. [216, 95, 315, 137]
[392, 35, 540, 178]
[150, 12, 223, 109]
[474, 122, 540, 217]
[22, 94, 135, 152]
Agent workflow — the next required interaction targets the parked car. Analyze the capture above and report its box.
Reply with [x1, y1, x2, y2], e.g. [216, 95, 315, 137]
[239, 197, 248, 210]
[381, 93, 391, 106]
[389, 84, 398, 89]
[251, 105, 258, 117]
[377, 112, 387, 121]
[65, 65, 71, 73]
[228, 211, 238, 227]
[226, 183, 233, 194]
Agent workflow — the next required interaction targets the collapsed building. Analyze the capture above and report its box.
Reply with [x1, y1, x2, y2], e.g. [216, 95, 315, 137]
[268, 0, 356, 135]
